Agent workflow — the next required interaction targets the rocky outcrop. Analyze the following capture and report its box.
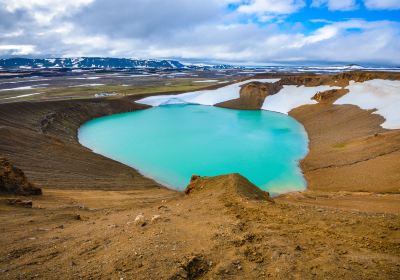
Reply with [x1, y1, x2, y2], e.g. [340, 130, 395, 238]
[0, 158, 42, 195]
[216, 81, 282, 110]
[185, 173, 270, 201]
[333, 71, 400, 83]
[260, 71, 400, 88]
[312, 89, 349, 103]
[217, 71, 400, 111]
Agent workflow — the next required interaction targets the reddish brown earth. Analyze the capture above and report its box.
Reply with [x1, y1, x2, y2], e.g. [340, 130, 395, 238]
[290, 104, 400, 193]
[0, 158, 41, 195]
[0, 71, 399, 279]
[215, 71, 400, 193]
[216, 81, 282, 110]
[0, 99, 161, 190]
[1, 174, 399, 279]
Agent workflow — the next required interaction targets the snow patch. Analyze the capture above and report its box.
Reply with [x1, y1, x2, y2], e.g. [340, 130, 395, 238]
[68, 83, 104, 87]
[262, 85, 340, 114]
[69, 76, 101, 80]
[0, 84, 48, 91]
[3, 92, 42, 100]
[335, 79, 400, 129]
[137, 79, 280, 107]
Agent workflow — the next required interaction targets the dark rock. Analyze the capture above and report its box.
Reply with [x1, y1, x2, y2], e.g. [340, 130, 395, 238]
[0, 158, 42, 195]
[6, 198, 33, 208]
[170, 255, 209, 280]
[190, 175, 201, 182]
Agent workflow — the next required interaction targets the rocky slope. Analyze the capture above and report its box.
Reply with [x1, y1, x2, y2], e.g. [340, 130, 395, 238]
[291, 103, 400, 193]
[0, 98, 164, 190]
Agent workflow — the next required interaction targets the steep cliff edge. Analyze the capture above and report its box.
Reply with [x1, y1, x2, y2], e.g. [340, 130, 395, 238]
[216, 81, 282, 110]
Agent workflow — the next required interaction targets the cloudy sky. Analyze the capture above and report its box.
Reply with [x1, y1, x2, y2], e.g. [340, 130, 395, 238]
[0, 0, 399, 65]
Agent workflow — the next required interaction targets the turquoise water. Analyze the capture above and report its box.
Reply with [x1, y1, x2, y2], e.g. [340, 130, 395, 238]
[79, 104, 309, 194]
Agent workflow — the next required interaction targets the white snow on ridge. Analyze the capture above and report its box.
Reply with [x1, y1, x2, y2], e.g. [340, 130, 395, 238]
[68, 83, 105, 87]
[0, 84, 49, 91]
[3, 92, 42, 100]
[136, 79, 280, 106]
[135, 77, 399, 130]
[262, 85, 340, 114]
[335, 79, 400, 129]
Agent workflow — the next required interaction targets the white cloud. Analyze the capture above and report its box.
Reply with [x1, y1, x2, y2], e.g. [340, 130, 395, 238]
[0, 30, 24, 38]
[0, 0, 94, 25]
[237, 0, 305, 16]
[289, 25, 339, 47]
[364, 0, 400, 10]
[311, 0, 358, 11]
[0, 44, 36, 55]
[0, 0, 399, 66]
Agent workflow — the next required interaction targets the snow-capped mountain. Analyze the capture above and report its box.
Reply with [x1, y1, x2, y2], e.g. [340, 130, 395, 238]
[0, 57, 186, 69]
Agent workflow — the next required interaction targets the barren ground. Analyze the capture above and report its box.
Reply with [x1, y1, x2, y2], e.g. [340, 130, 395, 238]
[0, 71, 399, 279]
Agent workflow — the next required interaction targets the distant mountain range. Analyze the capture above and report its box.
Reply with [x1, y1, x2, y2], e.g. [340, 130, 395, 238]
[1, 57, 397, 73]
[0, 57, 190, 70]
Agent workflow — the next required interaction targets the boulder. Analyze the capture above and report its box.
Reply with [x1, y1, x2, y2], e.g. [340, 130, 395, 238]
[0, 158, 42, 195]
[134, 214, 146, 226]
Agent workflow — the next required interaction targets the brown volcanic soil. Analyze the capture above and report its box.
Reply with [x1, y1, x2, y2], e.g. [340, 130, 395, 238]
[1, 174, 399, 279]
[256, 70, 400, 87]
[290, 103, 400, 193]
[215, 71, 400, 193]
[0, 98, 163, 190]
[0, 71, 400, 279]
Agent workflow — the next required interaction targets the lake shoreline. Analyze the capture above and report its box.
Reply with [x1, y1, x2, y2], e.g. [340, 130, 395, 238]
[1, 71, 399, 194]
[1, 71, 400, 279]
